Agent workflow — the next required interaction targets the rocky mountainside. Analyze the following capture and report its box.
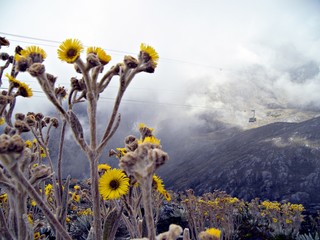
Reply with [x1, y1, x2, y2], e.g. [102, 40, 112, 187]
[159, 116, 320, 206]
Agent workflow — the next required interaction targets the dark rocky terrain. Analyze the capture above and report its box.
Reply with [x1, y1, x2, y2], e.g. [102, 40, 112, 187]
[159, 116, 320, 207]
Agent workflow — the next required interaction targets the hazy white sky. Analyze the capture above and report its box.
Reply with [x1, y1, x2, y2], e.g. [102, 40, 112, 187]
[1, 0, 320, 127]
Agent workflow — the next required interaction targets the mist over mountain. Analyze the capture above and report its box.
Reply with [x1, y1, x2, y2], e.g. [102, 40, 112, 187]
[159, 116, 320, 207]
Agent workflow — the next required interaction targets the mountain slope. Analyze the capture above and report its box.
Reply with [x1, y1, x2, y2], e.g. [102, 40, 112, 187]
[161, 117, 320, 204]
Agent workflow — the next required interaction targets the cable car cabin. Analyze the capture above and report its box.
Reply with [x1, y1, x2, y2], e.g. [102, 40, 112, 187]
[249, 110, 256, 122]
[249, 117, 256, 122]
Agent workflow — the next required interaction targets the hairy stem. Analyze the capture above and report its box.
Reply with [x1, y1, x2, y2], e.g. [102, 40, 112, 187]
[141, 177, 156, 240]
[6, 160, 72, 240]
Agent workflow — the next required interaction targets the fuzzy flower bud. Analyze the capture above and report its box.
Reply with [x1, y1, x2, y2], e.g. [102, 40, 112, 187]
[120, 142, 168, 179]
[15, 57, 30, 72]
[14, 120, 30, 132]
[15, 113, 25, 121]
[30, 164, 52, 184]
[125, 135, 138, 152]
[44, 117, 51, 124]
[28, 63, 45, 77]
[0, 134, 10, 153]
[50, 117, 59, 128]
[124, 55, 138, 69]
[86, 53, 101, 67]
[35, 113, 44, 121]
[8, 134, 25, 153]
[0, 52, 9, 61]
[25, 115, 36, 127]
[28, 63, 46, 77]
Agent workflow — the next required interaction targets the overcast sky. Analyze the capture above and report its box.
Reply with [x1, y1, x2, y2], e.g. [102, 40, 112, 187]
[1, 0, 320, 129]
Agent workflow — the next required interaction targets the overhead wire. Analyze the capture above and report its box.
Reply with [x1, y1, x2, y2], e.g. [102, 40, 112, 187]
[0, 31, 227, 110]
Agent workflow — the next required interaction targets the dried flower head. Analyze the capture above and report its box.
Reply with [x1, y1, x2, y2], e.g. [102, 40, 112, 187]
[57, 38, 83, 63]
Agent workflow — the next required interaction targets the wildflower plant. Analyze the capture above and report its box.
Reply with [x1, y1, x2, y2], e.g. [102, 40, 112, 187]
[0, 36, 163, 239]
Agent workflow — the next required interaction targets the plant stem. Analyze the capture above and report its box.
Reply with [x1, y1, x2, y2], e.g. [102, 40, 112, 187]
[7, 161, 72, 240]
[141, 177, 156, 240]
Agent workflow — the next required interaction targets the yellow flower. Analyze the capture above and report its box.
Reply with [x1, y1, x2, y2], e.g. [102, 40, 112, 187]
[290, 203, 305, 212]
[0, 117, 5, 126]
[73, 185, 81, 190]
[5, 73, 33, 97]
[138, 136, 161, 145]
[25, 140, 33, 148]
[152, 175, 165, 193]
[17, 81, 33, 97]
[6, 73, 21, 87]
[286, 219, 293, 224]
[87, 46, 111, 65]
[40, 147, 47, 158]
[20, 46, 46, 62]
[72, 193, 81, 202]
[57, 39, 83, 63]
[272, 218, 278, 223]
[28, 214, 33, 225]
[98, 163, 111, 171]
[45, 184, 52, 196]
[99, 168, 129, 200]
[78, 208, 93, 216]
[66, 217, 71, 223]
[163, 190, 171, 202]
[140, 43, 159, 66]
[34, 231, 40, 240]
[31, 199, 37, 207]
[116, 148, 127, 157]
[0, 193, 8, 203]
[206, 228, 221, 238]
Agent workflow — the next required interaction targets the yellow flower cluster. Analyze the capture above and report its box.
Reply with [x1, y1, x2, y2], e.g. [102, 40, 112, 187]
[260, 200, 281, 211]
[78, 208, 93, 216]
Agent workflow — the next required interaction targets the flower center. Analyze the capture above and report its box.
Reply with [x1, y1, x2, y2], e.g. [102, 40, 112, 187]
[67, 48, 77, 58]
[109, 179, 120, 190]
